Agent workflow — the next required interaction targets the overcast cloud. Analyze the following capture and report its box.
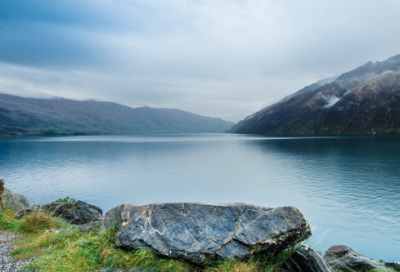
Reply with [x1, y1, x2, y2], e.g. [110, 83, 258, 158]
[1, 0, 400, 122]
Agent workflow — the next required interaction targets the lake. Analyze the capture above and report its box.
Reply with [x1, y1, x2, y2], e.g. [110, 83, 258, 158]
[1, 133, 399, 261]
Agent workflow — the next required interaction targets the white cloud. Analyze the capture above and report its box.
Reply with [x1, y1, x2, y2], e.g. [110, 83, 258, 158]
[1, 0, 400, 122]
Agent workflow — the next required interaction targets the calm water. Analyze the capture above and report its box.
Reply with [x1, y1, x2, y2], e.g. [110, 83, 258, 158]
[1, 134, 399, 261]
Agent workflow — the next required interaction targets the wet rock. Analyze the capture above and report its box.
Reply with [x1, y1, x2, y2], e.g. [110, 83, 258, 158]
[324, 245, 386, 272]
[16, 200, 103, 225]
[283, 245, 332, 272]
[104, 202, 311, 266]
[1, 188, 29, 213]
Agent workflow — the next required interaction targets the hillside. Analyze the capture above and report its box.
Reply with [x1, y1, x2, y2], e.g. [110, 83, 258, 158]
[0, 94, 234, 135]
[230, 54, 400, 134]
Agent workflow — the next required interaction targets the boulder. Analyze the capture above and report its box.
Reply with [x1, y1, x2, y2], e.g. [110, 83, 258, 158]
[16, 201, 103, 225]
[283, 245, 333, 272]
[102, 202, 311, 266]
[324, 245, 387, 272]
[0, 187, 29, 213]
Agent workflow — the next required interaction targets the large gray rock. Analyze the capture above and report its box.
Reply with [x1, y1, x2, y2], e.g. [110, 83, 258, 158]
[324, 245, 387, 272]
[283, 245, 333, 272]
[0, 188, 29, 213]
[16, 200, 103, 225]
[103, 202, 311, 266]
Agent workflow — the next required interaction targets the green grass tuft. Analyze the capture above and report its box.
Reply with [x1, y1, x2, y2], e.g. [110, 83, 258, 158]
[52, 197, 77, 204]
[206, 242, 304, 272]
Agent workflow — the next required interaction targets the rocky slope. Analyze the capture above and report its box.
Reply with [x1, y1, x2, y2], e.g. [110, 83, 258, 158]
[0, 94, 234, 135]
[230, 54, 400, 134]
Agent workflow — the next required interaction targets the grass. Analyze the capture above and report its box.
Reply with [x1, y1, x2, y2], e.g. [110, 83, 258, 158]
[0, 208, 70, 233]
[4, 216, 195, 272]
[207, 243, 301, 272]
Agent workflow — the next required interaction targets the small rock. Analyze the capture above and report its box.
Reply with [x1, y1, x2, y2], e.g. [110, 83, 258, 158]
[324, 245, 386, 272]
[283, 245, 333, 272]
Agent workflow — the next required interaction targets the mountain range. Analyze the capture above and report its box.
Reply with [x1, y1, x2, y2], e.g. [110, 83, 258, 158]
[0, 94, 234, 136]
[230, 54, 400, 134]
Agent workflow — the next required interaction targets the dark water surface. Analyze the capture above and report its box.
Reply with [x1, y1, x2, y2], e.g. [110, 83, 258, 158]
[1, 134, 399, 261]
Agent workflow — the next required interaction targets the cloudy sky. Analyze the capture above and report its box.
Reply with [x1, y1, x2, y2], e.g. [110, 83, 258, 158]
[1, 0, 400, 122]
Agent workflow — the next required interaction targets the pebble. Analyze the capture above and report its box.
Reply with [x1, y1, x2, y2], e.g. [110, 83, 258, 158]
[0, 232, 34, 272]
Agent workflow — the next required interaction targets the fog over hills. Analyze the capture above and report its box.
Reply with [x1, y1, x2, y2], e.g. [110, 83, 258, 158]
[230, 54, 400, 134]
[0, 94, 234, 135]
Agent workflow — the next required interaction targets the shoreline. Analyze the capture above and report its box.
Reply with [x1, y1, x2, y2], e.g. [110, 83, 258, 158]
[1, 187, 399, 272]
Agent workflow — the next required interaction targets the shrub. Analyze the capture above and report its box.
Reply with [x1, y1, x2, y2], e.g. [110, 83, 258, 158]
[52, 197, 76, 204]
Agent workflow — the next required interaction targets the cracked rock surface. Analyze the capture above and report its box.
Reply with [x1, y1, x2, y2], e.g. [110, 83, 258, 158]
[102, 202, 311, 266]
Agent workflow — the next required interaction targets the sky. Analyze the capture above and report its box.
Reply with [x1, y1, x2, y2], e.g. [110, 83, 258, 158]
[1, 0, 400, 122]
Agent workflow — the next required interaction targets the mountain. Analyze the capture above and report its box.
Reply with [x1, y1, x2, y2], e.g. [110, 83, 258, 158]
[0, 94, 234, 135]
[230, 54, 400, 134]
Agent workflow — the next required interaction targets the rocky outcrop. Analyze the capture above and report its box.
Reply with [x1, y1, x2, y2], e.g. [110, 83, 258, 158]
[16, 201, 103, 225]
[323, 245, 399, 272]
[283, 245, 332, 272]
[0, 188, 29, 213]
[102, 202, 311, 266]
